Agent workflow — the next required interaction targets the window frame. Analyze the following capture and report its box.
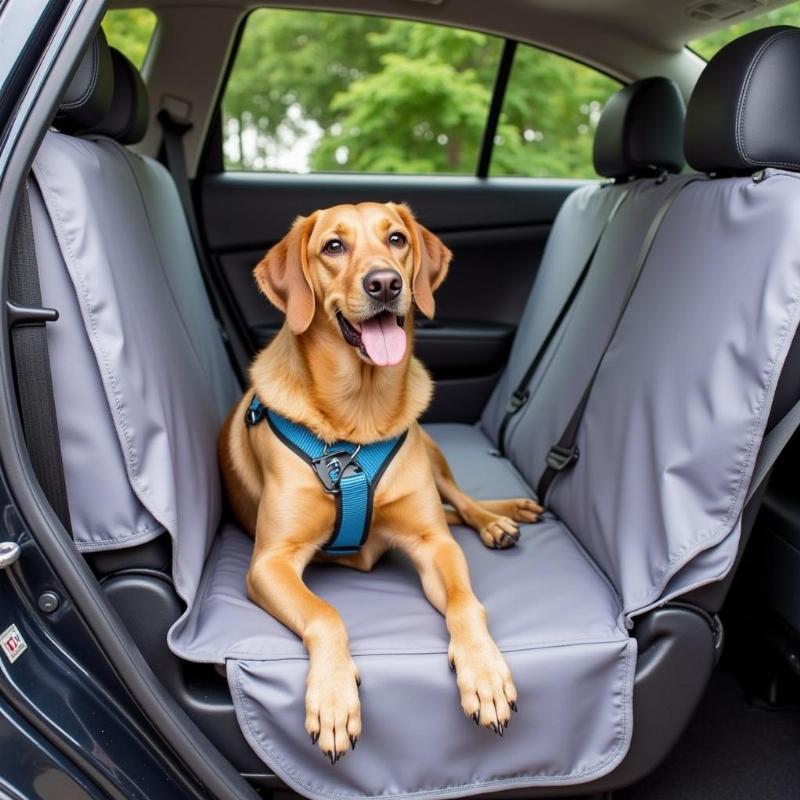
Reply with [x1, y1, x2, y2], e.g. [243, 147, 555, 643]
[199, 8, 626, 180]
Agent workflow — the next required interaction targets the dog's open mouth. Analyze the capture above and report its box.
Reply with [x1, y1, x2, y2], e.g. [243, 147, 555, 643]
[336, 309, 406, 367]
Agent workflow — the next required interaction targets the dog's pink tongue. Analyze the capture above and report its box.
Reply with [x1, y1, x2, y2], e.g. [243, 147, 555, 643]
[359, 313, 407, 366]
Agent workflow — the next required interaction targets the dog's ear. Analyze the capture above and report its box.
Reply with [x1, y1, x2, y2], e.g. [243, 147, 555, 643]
[391, 203, 452, 319]
[254, 213, 317, 334]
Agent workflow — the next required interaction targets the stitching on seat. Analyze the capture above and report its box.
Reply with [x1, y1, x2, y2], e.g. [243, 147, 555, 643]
[231, 641, 634, 798]
[735, 30, 800, 169]
[60, 38, 99, 111]
[73, 520, 165, 551]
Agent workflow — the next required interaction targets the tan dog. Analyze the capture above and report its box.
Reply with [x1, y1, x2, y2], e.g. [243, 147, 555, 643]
[219, 202, 542, 763]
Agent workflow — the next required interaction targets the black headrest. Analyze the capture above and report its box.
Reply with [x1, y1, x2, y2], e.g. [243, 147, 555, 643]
[55, 35, 149, 145]
[101, 48, 149, 144]
[685, 26, 800, 174]
[53, 28, 114, 135]
[593, 77, 686, 180]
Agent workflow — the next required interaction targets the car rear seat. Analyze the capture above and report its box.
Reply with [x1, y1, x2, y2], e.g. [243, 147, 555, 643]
[23, 24, 800, 800]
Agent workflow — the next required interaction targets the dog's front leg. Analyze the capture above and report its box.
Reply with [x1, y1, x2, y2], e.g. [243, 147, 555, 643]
[247, 534, 360, 763]
[396, 519, 517, 734]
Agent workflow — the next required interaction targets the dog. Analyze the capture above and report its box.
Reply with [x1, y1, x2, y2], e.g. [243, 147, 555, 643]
[219, 202, 542, 763]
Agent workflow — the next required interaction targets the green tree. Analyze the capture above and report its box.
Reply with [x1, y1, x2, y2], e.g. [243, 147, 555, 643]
[222, 9, 617, 178]
[690, 3, 800, 59]
[101, 9, 157, 70]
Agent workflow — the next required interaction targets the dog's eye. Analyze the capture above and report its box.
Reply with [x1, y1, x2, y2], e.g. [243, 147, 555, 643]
[322, 239, 346, 256]
[388, 231, 407, 248]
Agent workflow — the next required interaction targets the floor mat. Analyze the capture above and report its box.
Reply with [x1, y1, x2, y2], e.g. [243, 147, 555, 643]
[620, 670, 800, 800]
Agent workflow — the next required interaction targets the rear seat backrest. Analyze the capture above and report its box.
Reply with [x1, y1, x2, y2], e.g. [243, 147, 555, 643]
[545, 26, 800, 618]
[31, 32, 239, 605]
[481, 77, 686, 444]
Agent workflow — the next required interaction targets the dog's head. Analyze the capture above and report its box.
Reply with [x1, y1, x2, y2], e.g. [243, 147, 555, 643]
[254, 202, 452, 367]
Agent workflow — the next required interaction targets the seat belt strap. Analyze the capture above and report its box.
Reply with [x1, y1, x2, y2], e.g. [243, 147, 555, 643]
[245, 397, 406, 554]
[9, 185, 72, 533]
[497, 184, 631, 455]
[537, 176, 702, 505]
[745, 394, 800, 505]
[157, 110, 247, 385]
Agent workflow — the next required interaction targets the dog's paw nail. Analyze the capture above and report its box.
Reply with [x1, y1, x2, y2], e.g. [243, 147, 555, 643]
[310, 732, 320, 745]
[490, 723, 498, 734]
[448, 660, 455, 672]
[472, 712, 480, 725]
[500, 533, 514, 547]
[510, 701, 518, 713]
[355, 675, 361, 687]
[350, 736, 358, 750]
[326, 750, 335, 765]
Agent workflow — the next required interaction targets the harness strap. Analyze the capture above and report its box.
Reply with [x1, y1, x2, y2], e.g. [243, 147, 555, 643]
[246, 397, 406, 554]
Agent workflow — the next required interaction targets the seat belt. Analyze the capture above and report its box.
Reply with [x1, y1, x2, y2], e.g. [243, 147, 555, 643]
[536, 176, 702, 504]
[745, 395, 800, 505]
[496, 185, 631, 455]
[157, 109, 247, 385]
[8, 185, 72, 532]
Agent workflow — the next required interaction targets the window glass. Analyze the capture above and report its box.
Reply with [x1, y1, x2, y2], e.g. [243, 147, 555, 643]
[490, 45, 620, 179]
[222, 10, 502, 174]
[689, 2, 800, 60]
[101, 9, 158, 70]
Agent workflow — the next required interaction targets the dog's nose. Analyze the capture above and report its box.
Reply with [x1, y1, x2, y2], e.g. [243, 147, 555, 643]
[363, 269, 402, 303]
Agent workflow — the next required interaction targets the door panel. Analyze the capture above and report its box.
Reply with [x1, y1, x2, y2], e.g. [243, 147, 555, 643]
[199, 173, 582, 422]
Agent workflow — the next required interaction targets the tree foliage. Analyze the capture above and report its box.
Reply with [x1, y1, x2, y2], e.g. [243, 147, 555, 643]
[103, 4, 800, 177]
[689, 3, 800, 59]
[102, 9, 157, 70]
[221, 10, 619, 177]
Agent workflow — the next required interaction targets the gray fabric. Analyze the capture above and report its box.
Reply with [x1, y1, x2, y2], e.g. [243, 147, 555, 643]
[481, 181, 626, 441]
[31, 179, 163, 551]
[178, 525, 633, 797]
[548, 170, 800, 617]
[505, 175, 695, 484]
[31, 131, 238, 601]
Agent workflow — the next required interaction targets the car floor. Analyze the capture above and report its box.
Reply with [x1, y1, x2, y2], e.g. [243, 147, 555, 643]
[617, 668, 800, 800]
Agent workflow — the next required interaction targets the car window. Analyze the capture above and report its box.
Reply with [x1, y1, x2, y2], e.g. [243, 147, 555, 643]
[101, 9, 158, 71]
[222, 10, 503, 174]
[489, 44, 619, 179]
[689, 1, 800, 59]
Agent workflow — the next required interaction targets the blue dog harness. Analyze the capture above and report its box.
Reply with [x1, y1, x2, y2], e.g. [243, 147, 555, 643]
[245, 396, 407, 555]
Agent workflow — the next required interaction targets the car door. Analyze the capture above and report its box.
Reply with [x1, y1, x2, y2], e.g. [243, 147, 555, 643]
[194, 9, 619, 422]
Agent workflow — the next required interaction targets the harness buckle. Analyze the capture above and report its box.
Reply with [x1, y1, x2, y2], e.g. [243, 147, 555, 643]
[545, 444, 580, 472]
[311, 447, 362, 494]
[245, 396, 265, 427]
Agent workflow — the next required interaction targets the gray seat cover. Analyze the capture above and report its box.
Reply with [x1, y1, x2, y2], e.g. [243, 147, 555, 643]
[549, 170, 800, 618]
[32, 131, 238, 601]
[480, 181, 625, 440]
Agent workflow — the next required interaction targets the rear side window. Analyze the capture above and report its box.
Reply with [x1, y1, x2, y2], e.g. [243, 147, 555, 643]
[101, 9, 158, 70]
[221, 10, 502, 174]
[489, 45, 620, 178]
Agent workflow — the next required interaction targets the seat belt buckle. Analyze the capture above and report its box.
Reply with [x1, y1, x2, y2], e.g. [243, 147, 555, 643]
[546, 444, 580, 472]
[507, 389, 529, 414]
[311, 448, 362, 494]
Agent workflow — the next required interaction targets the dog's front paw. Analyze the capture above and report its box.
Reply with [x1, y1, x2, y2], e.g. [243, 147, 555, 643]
[449, 636, 517, 734]
[479, 515, 521, 549]
[305, 653, 361, 764]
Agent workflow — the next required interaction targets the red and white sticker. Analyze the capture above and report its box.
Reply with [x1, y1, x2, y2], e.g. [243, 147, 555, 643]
[1, 624, 27, 663]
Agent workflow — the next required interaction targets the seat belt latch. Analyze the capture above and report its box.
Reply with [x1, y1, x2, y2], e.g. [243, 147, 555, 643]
[507, 389, 529, 415]
[546, 444, 580, 472]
